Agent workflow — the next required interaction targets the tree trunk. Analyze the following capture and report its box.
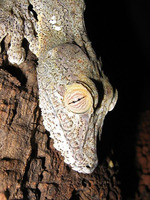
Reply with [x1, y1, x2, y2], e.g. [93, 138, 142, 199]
[0, 37, 121, 200]
[135, 111, 150, 200]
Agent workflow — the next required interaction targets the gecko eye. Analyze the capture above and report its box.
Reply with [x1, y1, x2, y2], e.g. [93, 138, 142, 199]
[64, 83, 93, 114]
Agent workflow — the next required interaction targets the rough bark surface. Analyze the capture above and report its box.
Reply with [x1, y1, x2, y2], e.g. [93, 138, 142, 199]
[135, 111, 150, 200]
[0, 38, 121, 200]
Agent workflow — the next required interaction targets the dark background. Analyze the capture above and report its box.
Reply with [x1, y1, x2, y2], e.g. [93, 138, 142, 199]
[85, 0, 150, 199]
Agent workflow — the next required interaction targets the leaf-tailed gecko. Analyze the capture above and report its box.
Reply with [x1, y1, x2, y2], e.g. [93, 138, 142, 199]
[0, 0, 118, 173]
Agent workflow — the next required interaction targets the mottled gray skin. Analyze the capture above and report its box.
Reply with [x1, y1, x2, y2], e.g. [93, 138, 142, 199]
[0, 0, 118, 173]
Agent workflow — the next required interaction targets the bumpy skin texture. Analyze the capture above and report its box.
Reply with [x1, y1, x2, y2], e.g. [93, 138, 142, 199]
[0, 0, 118, 173]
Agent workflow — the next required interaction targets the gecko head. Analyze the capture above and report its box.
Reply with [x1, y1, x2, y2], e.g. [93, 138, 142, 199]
[61, 79, 117, 173]
[38, 44, 118, 173]
[62, 82, 97, 173]
[47, 79, 117, 174]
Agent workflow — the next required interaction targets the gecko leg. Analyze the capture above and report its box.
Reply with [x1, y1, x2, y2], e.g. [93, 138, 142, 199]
[0, 8, 8, 53]
[7, 15, 26, 65]
[24, 19, 39, 56]
[0, 25, 7, 53]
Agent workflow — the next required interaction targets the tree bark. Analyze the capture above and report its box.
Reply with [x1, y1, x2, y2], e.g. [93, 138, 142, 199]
[135, 111, 150, 200]
[0, 37, 121, 200]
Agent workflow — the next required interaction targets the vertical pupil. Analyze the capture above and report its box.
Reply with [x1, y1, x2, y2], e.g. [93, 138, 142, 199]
[64, 83, 93, 114]
[69, 96, 85, 105]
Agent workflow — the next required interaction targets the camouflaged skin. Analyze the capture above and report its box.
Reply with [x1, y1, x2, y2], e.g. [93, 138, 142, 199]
[0, 0, 118, 173]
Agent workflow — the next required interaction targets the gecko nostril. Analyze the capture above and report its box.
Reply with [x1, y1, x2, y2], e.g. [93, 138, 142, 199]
[86, 165, 91, 169]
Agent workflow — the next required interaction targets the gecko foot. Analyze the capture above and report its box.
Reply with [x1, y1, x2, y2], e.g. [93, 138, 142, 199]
[7, 47, 26, 65]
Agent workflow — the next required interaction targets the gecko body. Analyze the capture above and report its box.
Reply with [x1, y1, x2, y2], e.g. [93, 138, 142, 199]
[0, 0, 118, 173]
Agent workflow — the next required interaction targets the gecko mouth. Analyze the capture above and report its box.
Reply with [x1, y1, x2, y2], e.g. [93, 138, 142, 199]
[63, 144, 98, 174]
[70, 160, 98, 174]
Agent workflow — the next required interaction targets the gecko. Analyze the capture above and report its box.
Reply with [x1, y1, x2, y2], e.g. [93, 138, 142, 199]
[0, 0, 118, 174]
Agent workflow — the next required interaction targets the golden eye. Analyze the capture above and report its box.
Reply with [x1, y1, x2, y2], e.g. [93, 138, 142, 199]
[64, 83, 93, 114]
